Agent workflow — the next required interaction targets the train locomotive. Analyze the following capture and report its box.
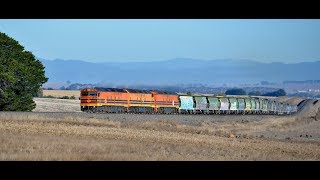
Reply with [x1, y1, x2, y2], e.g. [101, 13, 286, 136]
[80, 87, 298, 115]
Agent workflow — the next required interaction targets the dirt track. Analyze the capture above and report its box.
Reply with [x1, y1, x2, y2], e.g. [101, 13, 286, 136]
[0, 96, 319, 160]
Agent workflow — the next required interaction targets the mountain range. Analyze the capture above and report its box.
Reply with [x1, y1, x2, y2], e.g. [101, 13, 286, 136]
[38, 58, 320, 86]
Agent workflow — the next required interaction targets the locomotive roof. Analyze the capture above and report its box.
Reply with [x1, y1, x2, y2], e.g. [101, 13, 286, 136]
[94, 87, 127, 92]
[151, 90, 177, 95]
[95, 87, 180, 94]
[95, 87, 152, 93]
[125, 88, 151, 93]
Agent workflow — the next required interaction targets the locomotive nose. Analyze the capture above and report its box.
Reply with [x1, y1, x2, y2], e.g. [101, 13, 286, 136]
[80, 89, 98, 105]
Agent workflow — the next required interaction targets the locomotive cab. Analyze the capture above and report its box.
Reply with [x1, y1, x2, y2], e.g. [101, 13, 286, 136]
[80, 88, 98, 111]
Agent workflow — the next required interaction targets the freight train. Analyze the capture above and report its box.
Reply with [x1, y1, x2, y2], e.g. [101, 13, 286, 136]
[80, 87, 298, 115]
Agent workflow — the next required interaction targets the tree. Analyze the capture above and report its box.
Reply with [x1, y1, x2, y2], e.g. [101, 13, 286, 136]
[33, 88, 43, 98]
[276, 89, 286, 96]
[225, 88, 247, 95]
[0, 32, 48, 111]
[248, 91, 261, 96]
[262, 89, 286, 97]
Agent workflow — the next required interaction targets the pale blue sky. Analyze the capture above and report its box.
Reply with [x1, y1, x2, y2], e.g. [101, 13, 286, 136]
[0, 19, 319, 63]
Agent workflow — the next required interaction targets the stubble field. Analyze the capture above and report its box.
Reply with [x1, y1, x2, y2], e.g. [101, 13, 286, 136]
[0, 96, 319, 160]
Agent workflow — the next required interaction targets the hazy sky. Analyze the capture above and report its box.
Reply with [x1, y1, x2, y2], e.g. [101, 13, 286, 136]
[0, 19, 319, 63]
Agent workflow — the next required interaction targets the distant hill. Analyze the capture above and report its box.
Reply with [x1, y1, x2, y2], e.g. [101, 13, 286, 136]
[39, 58, 320, 86]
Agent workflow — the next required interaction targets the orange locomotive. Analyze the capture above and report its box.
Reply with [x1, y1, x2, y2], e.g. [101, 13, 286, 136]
[80, 87, 179, 113]
[151, 90, 179, 113]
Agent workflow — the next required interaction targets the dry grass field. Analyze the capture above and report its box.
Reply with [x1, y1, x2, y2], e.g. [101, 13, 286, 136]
[0, 95, 319, 160]
[33, 98, 80, 112]
[42, 90, 80, 99]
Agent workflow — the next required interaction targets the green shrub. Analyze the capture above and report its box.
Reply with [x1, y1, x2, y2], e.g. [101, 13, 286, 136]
[43, 95, 55, 98]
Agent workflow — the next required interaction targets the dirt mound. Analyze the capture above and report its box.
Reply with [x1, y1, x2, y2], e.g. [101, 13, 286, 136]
[295, 99, 320, 118]
[316, 105, 320, 121]
[276, 96, 293, 103]
[285, 97, 306, 105]
[275, 96, 306, 105]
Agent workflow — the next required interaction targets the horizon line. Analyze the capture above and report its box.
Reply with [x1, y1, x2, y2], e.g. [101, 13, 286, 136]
[37, 57, 320, 64]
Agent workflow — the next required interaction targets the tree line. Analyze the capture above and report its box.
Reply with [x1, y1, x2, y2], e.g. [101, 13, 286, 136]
[225, 88, 286, 97]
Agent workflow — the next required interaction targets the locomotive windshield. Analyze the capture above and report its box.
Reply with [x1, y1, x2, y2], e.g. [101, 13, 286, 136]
[81, 91, 96, 96]
[81, 92, 88, 96]
[89, 92, 96, 96]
